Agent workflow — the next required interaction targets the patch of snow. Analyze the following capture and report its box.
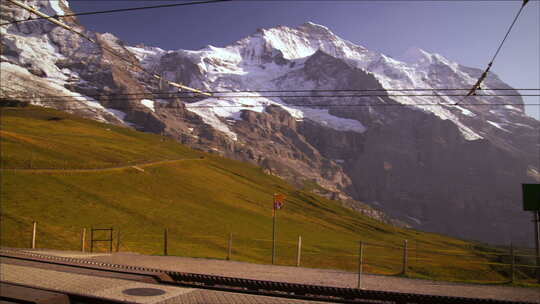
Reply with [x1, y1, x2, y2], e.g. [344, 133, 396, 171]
[50, 0, 66, 16]
[2, 31, 67, 81]
[83, 98, 104, 109]
[334, 159, 345, 164]
[487, 120, 509, 132]
[406, 215, 422, 225]
[185, 92, 366, 138]
[300, 107, 366, 133]
[106, 108, 127, 120]
[0, 61, 30, 76]
[0, 62, 125, 124]
[140, 99, 155, 112]
[504, 105, 520, 111]
[126, 46, 168, 70]
[453, 105, 476, 117]
[400, 47, 433, 64]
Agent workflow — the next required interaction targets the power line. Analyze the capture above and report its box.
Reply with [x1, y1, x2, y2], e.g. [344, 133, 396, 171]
[7, 99, 537, 108]
[489, 0, 530, 66]
[182, 102, 540, 108]
[4, 0, 212, 97]
[17, 102, 538, 110]
[458, 0, 530, 104]
[3, 88, 540, 100]
[0, 0, 232, 27]
[4, 93, 538, 102]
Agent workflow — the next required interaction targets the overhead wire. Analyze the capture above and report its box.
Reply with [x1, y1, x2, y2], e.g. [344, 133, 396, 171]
[0, 0, 232, 27]
[457, 0, 531, 104]
[4, 93, 538, 101]
[8, 97, 539, 108]
[3, 88, 538, 101]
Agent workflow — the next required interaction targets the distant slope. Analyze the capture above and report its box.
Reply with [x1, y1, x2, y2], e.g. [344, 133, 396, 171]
[0, 106, 534, 284]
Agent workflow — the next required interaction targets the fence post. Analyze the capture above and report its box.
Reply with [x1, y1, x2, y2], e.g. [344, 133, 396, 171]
[90, 228, 94, 253]
[296, 235, 302, 267]
[357, 241, 364, 289]
[109, 228, 113, 253]
[415, 240, 418, 266]
[402, 240, 408, 275]
[31, 221, 37, 249]
[116, 229, 120, 252]
[510, 243, 515, 284]
[227, 232, 233, 260]
[164, 228, 168, 256]
[81, 228, 86, 252]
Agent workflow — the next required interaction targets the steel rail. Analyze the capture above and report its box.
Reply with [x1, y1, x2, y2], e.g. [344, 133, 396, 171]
[0, 248, 534, 304]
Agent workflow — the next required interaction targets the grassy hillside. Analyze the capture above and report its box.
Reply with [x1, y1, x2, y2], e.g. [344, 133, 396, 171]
[0, 106, 535, 285]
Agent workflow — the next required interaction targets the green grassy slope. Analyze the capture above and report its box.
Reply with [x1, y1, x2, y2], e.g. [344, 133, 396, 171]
[0, 106, 534, 284]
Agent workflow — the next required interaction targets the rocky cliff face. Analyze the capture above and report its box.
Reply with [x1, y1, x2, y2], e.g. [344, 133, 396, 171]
[1, 1, 538, 244]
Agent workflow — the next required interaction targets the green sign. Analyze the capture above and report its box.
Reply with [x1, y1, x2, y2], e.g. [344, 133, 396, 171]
[522, 184, 540, 211]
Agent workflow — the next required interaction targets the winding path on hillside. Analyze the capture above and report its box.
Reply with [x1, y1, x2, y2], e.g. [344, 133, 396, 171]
[0, 158, 205, 174]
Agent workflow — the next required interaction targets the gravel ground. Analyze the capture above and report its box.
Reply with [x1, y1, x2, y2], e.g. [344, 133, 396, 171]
[89, 252, 540, 303]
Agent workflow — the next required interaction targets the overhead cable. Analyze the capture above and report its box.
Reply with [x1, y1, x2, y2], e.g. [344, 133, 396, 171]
[5, 89, 539, 101]
[14, 103, 538, 109]
[0, 0, 232, 26]
[458, 0, 530, 104]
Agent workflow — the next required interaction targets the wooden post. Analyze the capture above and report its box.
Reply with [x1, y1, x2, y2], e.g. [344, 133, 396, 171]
[415, 240, 418, 266]
[272, 206, 277, 265]
[109, 228, 113, 253]
[116, 229, 120, 252]
[116, 228, 120, 252]
[227, 232, 233, 260]
[90, 228, 94, 253]
[296, 235, 302, 267]
[164, 228, 168, 256]
[81, 228, 86, 252]
[402, 240, 408, 275]
[510, 243, 515, 284]
[357, 241, 364, 289]
[535, 211, 540, 284]
[31, 221, 37, 249]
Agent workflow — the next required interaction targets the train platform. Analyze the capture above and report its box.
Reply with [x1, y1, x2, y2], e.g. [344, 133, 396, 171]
[1, 248, 538, 303]
[0, 250, 325, 303]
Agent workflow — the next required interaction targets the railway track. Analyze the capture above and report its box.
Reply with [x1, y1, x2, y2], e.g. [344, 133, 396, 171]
[0, 249, 535, 304]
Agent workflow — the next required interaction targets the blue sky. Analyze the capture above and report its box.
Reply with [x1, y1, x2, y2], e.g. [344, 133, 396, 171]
[69, 0, 539, 119]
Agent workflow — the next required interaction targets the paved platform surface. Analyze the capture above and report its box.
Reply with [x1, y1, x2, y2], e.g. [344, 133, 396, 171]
[83, 251, 540, 303]
[0, 252, 326, 303]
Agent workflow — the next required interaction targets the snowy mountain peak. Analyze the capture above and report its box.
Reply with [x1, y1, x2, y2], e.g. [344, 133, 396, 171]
[400, 46, 457, 68]
[297, 21, 333, 34]
[400, 47, 433, 64]
[121, 22, 531, 143]
[234, 22, 368, 61]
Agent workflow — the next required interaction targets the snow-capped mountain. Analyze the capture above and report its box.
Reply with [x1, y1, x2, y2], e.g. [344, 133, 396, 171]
[1, 1, 538, 244]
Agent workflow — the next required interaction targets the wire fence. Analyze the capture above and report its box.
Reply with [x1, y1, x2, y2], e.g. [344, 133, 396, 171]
[8, 221, 539, 286]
